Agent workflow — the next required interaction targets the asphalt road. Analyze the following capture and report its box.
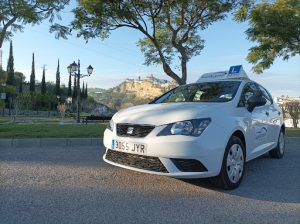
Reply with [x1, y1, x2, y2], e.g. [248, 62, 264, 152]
[0, 140, 299, 224]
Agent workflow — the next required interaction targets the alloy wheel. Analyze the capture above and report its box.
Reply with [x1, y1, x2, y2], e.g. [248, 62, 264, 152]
[226, 144, 244, 183]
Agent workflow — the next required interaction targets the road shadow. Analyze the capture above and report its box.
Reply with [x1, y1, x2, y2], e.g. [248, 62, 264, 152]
[181, 148, 300, 204]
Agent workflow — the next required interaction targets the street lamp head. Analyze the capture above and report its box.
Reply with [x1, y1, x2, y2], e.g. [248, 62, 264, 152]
[67, 65, 71, 74]
[70, 61, 78, 73]
[87, 65, 93, 75]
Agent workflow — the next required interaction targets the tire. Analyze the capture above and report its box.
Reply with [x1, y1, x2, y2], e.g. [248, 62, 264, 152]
[269, 130, 285, 159]
[214, 136, 246, 190]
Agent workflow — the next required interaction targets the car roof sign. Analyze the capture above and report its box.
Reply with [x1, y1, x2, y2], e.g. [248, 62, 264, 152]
[196, 65, 249, 82]
[227, 65, 248, 79]
[196, 71, 228, 82]
[229, 65, 242, 74]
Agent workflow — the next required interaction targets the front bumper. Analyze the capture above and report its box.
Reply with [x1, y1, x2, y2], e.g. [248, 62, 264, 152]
[103, 125, 227, 178]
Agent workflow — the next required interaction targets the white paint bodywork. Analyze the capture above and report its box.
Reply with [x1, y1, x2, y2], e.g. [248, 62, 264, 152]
[103, 79, 284, 178]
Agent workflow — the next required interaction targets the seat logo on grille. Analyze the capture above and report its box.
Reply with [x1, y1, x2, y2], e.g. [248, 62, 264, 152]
[126, 127, 134, 135]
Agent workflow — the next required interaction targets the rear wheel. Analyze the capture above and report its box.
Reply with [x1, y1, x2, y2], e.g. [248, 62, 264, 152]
[214, 136, 245, 190]
[269, 130, 285, 159]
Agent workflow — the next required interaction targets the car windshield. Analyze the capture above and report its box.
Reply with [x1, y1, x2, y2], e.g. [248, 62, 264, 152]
[153, 81, 241, 103]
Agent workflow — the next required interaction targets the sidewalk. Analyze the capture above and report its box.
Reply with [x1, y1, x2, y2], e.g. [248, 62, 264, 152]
[0, 138, 102, 148]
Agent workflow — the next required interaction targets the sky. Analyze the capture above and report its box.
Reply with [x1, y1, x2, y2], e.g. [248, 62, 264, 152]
[1, 3, 299, 97]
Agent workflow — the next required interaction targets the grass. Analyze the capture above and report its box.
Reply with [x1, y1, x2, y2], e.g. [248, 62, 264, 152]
[0, 117, 74, 124]
[0, 123, 298, 139]
[0, 123, 106, 138]
[286, 128, 300, 137]
[0, 117, 11, 124]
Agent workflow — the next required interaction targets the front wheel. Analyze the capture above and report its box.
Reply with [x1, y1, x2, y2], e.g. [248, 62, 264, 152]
[214, 136, 246, 190]
[269, 130, 285, 159]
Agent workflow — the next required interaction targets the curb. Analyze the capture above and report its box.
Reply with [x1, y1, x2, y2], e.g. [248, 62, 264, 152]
[0, 138, 103, 148]
[0, 137, 299, 148]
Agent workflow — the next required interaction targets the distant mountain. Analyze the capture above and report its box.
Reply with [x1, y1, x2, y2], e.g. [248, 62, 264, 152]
[88, 75, 177, 110]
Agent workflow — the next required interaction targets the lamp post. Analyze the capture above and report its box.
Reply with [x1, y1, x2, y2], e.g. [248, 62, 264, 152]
[67, 60, 93, 123]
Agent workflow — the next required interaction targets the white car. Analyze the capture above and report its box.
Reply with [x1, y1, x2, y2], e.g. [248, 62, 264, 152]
[103, 65, 285, 189]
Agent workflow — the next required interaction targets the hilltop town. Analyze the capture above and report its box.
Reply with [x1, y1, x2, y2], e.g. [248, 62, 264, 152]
[89, 75, 178, 110]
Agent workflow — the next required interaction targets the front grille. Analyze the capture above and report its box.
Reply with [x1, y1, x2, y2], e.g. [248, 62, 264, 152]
[171, 158, 208, 172]
[105, 149, 168, 173]
[116, 124, 155, 137]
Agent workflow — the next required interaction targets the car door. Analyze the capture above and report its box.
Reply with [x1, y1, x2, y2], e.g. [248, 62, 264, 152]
[257, 84, 280, 149]
[238, 82, 269, 160]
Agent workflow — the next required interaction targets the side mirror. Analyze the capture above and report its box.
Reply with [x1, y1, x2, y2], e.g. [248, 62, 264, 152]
[247, 95, 267, 112]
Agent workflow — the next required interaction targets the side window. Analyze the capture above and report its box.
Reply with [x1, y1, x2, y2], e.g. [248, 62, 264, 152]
[238, 83, 258, 107]
[257, 85, 273, 105]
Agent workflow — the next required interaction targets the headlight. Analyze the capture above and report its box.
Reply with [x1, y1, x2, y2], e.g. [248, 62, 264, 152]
[157, 118, 211, 137]
[107, 119, 114, 131]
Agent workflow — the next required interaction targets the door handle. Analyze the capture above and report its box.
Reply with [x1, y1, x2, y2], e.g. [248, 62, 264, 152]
[265, 111, 269, 116]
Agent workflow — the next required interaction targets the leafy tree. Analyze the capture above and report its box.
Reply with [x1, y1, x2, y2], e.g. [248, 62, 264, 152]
[19, 78, 23, 93]
[235, 0, 300, 73]
[0, 0, 69, 49]
[67, 73, 72, 97]
[0, 68, 6, 109]
[14, 71, 25, 88]
[0, 68, 7, 81]
[285, 100, 300, 128]
[52, 0, 242, 85]
[41, 67, 46, 94]
[55, 59, 60, 95]
[5, 84, 16, 96]
[14, 93, 31, 112]
[5, 84, 17, 114]
[6, 41, 14, 85]
[29, 53, 35, 93]
[0, 99, 5, 109]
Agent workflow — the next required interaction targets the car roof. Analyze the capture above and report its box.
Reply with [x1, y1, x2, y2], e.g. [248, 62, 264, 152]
[191, 78, 249, 84]
[196, 65, 250, 84]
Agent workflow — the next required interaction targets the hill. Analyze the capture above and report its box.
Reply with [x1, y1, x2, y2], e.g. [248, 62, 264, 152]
[88, 75, 177, 110]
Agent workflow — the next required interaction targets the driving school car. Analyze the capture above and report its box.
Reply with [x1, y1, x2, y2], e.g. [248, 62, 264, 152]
[103, 65, 285, 189]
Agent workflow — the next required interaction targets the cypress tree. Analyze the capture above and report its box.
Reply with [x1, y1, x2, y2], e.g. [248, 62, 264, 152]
[55, 59, 60, 95]
[41, 67, 46, 94]
[6, 41, 14, 86]
[72, 75, 77, 99]
[77, 74, 80, 101]
[67, 73, 72, 97]
[85, 83, 88, 98]
[81, 81, 85, 98]
[29, 53, 35, 93]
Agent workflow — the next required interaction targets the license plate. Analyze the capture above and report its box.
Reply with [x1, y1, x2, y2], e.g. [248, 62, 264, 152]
[111, 139, 147, 155]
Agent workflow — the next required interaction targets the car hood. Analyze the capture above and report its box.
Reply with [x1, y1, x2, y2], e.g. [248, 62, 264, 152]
[113, 102, 226, 126]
